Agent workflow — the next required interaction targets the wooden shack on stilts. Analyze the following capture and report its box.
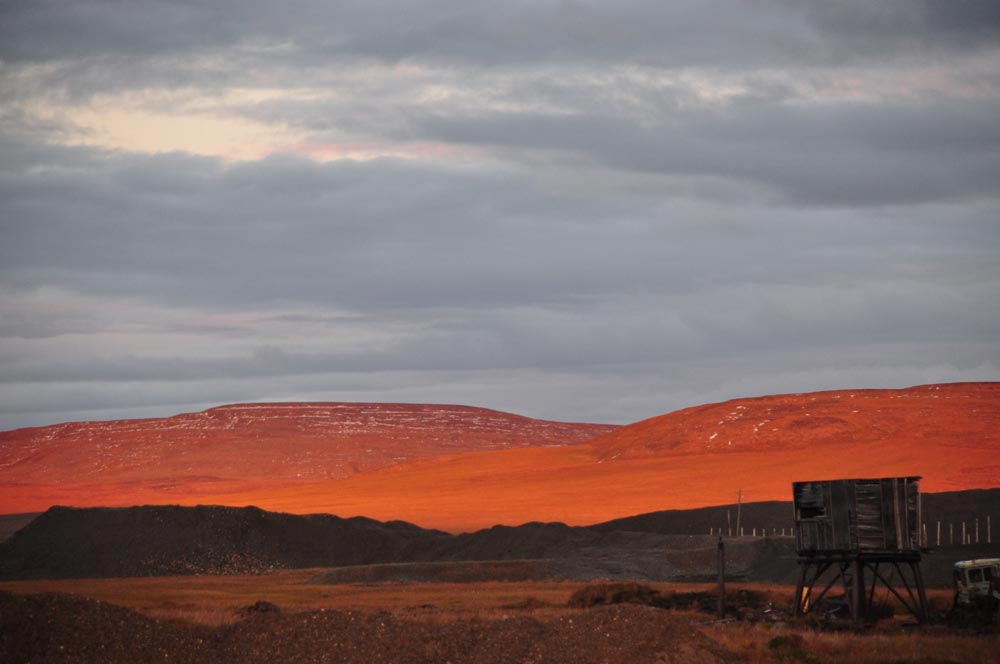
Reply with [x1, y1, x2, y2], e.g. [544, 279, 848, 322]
[792, 476, 929, 624]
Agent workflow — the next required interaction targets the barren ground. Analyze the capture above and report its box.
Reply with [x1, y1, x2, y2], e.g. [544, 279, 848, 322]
[1, 575, 997, 663]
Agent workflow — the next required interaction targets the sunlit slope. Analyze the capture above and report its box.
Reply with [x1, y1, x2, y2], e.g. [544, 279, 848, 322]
[187, 383, 999, 532]
[0, 403, 617, 513]
[2, 384, 996, 533]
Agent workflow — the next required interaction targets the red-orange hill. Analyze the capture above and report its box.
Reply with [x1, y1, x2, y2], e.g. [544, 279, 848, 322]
[2, 383, 998, 532]
[0, 403, 616, 518]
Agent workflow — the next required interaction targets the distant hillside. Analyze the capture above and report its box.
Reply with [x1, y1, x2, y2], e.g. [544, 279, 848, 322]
[0, 403, 616, 514]
[1, 384, 996, 532]
[217, 383, 997, 531]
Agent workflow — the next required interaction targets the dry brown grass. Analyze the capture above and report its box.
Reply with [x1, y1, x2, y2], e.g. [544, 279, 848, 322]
[2, 576, 996, 661]
[1, 571, 586, 624]
[702, 620, 1000, 664]
[0, 576, 952, 623]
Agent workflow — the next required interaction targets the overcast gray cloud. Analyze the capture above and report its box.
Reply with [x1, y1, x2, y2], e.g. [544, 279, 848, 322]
[4, 1, 999, 65]
[1, 1, 998, 430]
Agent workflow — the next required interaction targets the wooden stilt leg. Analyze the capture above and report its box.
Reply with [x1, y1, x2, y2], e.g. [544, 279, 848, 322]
[852, 558, 865, 623]
[794, 561, 808, 616]
[911, 561, 930, 624]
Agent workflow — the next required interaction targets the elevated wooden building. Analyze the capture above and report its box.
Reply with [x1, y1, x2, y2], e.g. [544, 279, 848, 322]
[792, 476, 929, 623]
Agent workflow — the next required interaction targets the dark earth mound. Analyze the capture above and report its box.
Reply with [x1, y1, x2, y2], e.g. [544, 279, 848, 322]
[1, 489, 995, 584]
[0, 590, 732, 664]
[0, 505, 799, 582]
[0, 505, 449, 579]
[0, 513, 40, 542]
[592, 500, 795, 536]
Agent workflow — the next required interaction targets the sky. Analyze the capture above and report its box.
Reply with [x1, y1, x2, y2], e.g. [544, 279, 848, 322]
[1, 1, 999, 430]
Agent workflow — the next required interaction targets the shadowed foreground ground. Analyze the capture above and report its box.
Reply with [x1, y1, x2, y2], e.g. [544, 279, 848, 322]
[3, 584, 999, 664]
[0, 591, 729, 664]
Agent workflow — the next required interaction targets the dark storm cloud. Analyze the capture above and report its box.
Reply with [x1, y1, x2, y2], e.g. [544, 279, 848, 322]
[415, 98, 1000, 206]
[3, 276, 998, 386]
[3, 1, 998, 66]
[0, 141, 686, 311]
[2, 138, 997, 343]
[796, 1, 1000, 53]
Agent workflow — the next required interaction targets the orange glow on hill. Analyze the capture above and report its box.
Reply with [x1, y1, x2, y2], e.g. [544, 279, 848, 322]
[0, 403, 615, 514]
[1, 384, 997, 532]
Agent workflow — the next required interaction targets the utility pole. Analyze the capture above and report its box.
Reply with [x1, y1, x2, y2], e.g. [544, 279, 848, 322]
[736, 488, 743, 538]
[717, 536, 726, 619]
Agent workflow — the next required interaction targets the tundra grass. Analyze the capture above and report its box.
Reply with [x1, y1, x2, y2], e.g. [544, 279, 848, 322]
[1, 576, 994, 662]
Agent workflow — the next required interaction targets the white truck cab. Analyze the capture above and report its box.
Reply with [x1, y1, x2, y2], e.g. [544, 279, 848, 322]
[953, 558, 1000, 606]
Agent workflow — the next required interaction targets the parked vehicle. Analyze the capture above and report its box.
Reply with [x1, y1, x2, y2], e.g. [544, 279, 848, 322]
[953, 558, 1000, 607]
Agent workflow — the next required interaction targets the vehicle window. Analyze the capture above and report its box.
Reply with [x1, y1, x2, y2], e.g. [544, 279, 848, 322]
[984, 567, 993, 582]
[969, 568, 984, 583]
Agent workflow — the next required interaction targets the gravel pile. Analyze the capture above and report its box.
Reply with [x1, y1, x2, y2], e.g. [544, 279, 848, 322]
[0, 591, 210, 663]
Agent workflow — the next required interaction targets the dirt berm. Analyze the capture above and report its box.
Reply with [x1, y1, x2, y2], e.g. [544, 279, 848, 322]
[3, 502, 993, 585]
